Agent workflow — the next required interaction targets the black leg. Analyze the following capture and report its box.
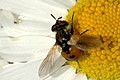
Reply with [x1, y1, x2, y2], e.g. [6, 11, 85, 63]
[80, 29, 89, 35]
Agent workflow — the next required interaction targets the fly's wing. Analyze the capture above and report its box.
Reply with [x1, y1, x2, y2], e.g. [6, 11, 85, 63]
[76, 35, 102, 51]
[38, 45, 66, 78]
[68, 35, 102, 51]
[67, 35, 79, 45]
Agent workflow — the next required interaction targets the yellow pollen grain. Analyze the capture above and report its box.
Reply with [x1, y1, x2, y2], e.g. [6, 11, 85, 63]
[66, 0, 120, 80]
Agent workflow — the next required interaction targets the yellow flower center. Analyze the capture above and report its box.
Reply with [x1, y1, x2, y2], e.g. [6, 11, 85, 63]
[66, 0, 120, 80]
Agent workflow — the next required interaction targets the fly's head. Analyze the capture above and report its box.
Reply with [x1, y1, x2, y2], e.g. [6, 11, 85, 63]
[51, 14, 69, 32]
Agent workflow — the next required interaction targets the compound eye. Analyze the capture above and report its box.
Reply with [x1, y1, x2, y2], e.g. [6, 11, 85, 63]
[51, 25, 59, 32]
[51, 25, 56, 32]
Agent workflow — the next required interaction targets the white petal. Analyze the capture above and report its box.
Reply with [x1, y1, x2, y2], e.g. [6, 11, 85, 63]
[0, 36, 55, 62]
[0, 9, 54, 37]
[0, 59, 87, 80]
[0, 10, 14, 28]
[0, 0, 69, 21]
[0, 59, 42, 80]
[1, 20, 54, 37]
[71, 73, 88, 80]
[0, 10, 56, 62]
[0, 59, 8, 69]
[39, 0, 76, 9]
[51, 66, 76, 80]
[0, 59, 74, 80]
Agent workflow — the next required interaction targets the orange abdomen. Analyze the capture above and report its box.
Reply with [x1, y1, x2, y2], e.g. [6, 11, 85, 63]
[61, 45, 84, 61]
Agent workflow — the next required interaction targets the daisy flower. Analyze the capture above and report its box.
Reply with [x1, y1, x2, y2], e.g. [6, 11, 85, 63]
[0, 0, 120, 80]
[0, 0, 87, 80]
[66, 0, 120, 80]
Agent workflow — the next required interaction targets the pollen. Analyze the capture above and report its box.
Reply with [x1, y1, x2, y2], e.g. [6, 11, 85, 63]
[66, 0, 120, 80]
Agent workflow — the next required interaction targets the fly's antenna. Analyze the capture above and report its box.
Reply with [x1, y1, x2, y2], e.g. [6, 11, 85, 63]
[51, 14, 62, 20]
[58, 16, 62, 20]
[51, 14, 56, 20]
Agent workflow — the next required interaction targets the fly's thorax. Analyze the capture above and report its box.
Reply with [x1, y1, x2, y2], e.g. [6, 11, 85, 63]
[55, 25, 74, 48]
[61, 45, 84, 61]
[56, 30, 70, 45]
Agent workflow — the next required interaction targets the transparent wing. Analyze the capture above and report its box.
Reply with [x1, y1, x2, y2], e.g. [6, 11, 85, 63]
[38, 45, 66, 78]
[68, 35, 102, 51]
[76, 35, 102, 50]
